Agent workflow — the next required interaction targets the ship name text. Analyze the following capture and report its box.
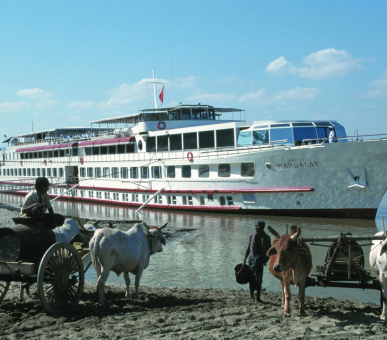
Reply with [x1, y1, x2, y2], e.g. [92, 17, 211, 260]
[277, 159, 319, 169]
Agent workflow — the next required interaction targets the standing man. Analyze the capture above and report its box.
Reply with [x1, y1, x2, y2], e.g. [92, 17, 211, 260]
[328, 126, 336, 143]
[242, 220, 271, 303]
[21, 177, 64, 229]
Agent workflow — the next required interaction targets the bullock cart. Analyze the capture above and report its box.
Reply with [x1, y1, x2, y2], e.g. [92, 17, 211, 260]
[0, 218, 93, 316]
[302, 232, 384, 290]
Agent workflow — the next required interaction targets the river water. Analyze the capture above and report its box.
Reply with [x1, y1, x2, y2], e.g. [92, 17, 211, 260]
[1, 193, 387, 304]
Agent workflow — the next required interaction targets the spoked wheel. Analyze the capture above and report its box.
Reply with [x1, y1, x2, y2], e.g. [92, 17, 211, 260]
[0, 281, 10, 303]
[37, 242, 84, 315]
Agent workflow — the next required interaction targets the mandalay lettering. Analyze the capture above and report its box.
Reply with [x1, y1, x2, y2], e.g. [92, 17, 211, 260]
[277, 159, 319, 169]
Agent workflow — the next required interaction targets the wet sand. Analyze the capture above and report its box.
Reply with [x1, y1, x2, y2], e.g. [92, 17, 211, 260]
[1, 205, 387, 339]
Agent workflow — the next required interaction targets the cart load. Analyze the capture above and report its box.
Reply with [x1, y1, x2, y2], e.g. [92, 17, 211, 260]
[0, 224, 56, 263]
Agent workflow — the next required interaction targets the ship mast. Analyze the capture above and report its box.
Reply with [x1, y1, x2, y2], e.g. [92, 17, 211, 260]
[152, 67, 158, 110]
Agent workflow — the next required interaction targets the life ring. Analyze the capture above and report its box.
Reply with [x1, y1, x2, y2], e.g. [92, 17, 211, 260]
[80, 157, 84, 165]
[187, 152, 193, 162]
[157, 121, 166, 130]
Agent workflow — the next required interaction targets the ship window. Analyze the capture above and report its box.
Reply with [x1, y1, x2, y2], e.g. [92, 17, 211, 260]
[104, 192, 111, 200]
[101, 146, 108, 155]
[218, 164, 230, 177]
[122, 193, 129, 202]
[270, 127, 293, 144]
[37, 168, 41, 176]
[60, 150, 65, 157]
[152, 166, 162, 179]
[183, 132, 197, 150]
[253, 129, 269, 144]
[188, 196, 193, 205]
[112, 167, 119, 178]
[126, 143, 135, 153]
[53, 150, 58, 157]
[95, 167, 101, 178]
[241, 163, 255, 177]
[216, 129, 234, 147]
[170, 135, 182, 151]
[157, 136, 168, 151]
[48, 151, 53, 158]
[103, 167, 110, 178]
[18, 168, 22, 176]
[108, 145, 116, 154]
[87, 167, 93, 177]
[146, 137, 156, 152]
[182, 196, 187, 205]
[237, 130, 251, 145]
[181, 109, 190, 119]
[80, 168, 86, 177]
[93, 147, 99, 155]
[192, 108, 207, 119]
[220, 196, 226, 206]
[38, 152, 43, 158]
[53, 168, 57, 177]
[200, 196, 205, 205]
[23, 168, 26, 176]
[182, 165, 191, 178]
[117, 145, 125, 153]
[227, 196, 234, 206]
[130, 167, 138, 179]
[59, 168, 63, 177]
[89, 191, 94, 198]
[199, 165, 209, 178]
[141, 166, 149, 179]
[121, 167, 128, 179]
[293, 127, 317, 144]
[96, 191, 101, 199]
[85, 147, 92, 156]
[199, 131, 214, 148]
[167, 166, 175, 178]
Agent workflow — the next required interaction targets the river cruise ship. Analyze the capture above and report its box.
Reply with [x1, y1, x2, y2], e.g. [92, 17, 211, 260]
[1, 104, 387, 219]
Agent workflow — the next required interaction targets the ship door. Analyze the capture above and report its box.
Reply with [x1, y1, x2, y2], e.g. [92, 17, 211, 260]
[65, 166, 79, 185]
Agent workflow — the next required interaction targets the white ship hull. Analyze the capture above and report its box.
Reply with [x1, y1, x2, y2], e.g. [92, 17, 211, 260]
[1, 105, 387, 219]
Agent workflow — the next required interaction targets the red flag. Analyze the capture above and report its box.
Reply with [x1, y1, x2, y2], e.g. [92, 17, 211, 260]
[159, 85, 164, 105]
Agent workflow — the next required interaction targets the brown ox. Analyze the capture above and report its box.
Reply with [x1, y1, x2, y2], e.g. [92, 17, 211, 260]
[267, 225, 312, 316]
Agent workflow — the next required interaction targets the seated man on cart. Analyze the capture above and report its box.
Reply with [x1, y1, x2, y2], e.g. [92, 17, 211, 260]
[20, 177, 65, 229]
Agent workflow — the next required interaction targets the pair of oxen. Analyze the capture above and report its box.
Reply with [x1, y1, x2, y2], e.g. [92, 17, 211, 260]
[76, 219, 387, 320]
[267, 225, 387, 320]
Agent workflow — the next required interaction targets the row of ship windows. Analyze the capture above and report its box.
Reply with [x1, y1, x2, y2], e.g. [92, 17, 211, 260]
[52, 188, 235, 206]
[79, 163, 255, 179]
[0, 163, 255, 179]
[1, 168, 64, 177]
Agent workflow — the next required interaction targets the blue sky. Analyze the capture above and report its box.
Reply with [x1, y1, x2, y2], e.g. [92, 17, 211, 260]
[1, 1, 387, 141]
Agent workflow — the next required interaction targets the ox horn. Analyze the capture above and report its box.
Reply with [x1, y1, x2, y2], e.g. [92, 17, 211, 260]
[290, 226, 301, 240]
[267, 225, 281, 239]
[143, 222, 150, 231]
[159, 222, 168, 229]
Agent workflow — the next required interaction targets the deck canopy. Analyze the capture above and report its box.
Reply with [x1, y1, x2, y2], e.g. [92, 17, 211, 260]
[78, 136, 135, 147]
[90, 105, 245, 126]
[16, 142, 78, 153]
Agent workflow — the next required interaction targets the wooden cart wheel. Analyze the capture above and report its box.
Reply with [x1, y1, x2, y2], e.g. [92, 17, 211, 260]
[37, 242, 84, 315]
[0, 281, 10, 303]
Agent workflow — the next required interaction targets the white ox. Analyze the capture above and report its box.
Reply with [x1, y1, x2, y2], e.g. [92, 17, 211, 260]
[89, 222, 167, 306]
[369, 231, 387, 320]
